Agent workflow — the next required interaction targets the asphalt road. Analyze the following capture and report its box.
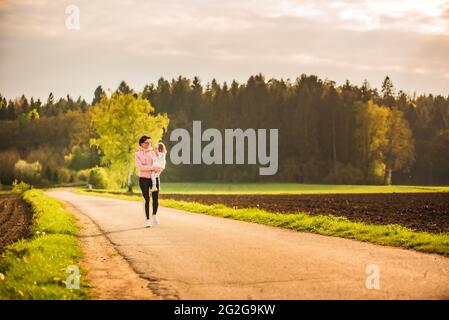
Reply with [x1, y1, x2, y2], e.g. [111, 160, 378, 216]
[46, 190, 449, 299]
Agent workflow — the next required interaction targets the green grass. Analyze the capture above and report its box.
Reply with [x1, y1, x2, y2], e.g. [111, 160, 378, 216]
[75, 189, 449, 257]
[83, 182, 449, 195]
[0, 190, 90, 300]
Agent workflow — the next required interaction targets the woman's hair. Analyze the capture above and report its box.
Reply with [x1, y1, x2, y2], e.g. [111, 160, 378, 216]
[156, 142, 166, 154]
[138, 135, 151, 146]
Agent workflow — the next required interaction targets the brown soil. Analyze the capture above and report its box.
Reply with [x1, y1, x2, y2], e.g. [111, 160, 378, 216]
[160, 193, 449, 234]
[0, 194, 33, 251]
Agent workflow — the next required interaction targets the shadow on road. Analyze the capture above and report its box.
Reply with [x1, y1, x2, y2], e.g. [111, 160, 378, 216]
[78, 227, 146, 238]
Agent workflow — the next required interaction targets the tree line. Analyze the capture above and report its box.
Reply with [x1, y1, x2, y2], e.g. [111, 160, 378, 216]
[0, 74, 448, 186]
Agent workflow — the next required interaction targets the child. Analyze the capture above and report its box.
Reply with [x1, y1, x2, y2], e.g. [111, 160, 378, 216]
[151, 142, 167, 191]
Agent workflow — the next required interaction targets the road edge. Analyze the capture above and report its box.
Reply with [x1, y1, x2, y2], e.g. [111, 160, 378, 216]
[48, 193, 160, 300]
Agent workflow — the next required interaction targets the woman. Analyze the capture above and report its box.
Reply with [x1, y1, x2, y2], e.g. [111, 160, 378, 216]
[135, 135, 161, 228]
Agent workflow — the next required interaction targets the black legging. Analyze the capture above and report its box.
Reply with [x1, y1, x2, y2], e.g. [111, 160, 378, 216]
[139, 177, 159, 219]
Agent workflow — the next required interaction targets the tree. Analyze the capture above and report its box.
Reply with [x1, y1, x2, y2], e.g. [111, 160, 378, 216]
[116, 81, 132, 94]
[17, 108, 39, 124]
[382, 108, 415, 185]
[355, 100, 389, 183]
[92, 85, 106, 105]
[65, 145, 92, 170]
[360, 79, 374, 102]
[321, 83, 342, 182]
[142, 84, 155, 103]
[14, 159, 42, 185]
[17, 94, 30, 114]
[2, 74, 447, 185]
[0, 149, 20, 184]
[42, 92, 58, 117]
[381, 76, 395, 108]
[0, 93, 7, 120]
[47, 92, 54, 105]
[90, 92, 169, 191]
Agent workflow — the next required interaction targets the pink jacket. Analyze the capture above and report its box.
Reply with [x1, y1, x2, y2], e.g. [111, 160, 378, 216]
[135, 146, 156, 178]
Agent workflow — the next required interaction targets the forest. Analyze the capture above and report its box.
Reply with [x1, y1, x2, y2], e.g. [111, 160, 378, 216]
[0, 74, 448, 187]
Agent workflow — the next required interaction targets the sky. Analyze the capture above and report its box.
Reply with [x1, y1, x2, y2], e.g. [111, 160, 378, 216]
[0, 0, 448, 101]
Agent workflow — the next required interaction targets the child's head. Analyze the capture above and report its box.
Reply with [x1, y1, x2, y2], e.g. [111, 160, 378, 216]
[155, 142, 166, 154]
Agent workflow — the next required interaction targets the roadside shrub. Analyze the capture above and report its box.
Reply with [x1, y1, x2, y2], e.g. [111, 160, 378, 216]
[56, 167, 71, 183]
[39, 179, 51, 187]
[13, 159, 42, 185]
[88, 167, 108, 189]
[76, 168, 91, 182]
[102, 167, 122, 190]
[12, 179, 31, 194]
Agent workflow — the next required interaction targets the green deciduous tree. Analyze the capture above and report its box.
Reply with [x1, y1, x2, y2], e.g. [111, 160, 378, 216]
[382, 108, 415, 185]
[90, 92, 169, 191]
[2, 74, 448, 185]
[355, 100, 389, 183]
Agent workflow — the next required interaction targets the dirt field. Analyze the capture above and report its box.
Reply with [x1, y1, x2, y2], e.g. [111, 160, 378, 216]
[0, 194, 33, 250]
[160, 193, 449, 233]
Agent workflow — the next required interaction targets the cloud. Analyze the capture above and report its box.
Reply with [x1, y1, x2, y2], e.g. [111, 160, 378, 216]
[0, 0, 448, 100]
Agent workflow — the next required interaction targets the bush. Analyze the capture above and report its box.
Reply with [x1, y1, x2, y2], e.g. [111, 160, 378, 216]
[88, 167, 108, 189]
[26, 146, 64, 183]
[105, 167, 125, 190]
[12, 179, 31, 194]
[39, 179, 51, 187]
[64, 145, 92, 171]
[0, 149, 20, 185]
[76, 169, 91, 182]
[56, 167, 71, 183]
[13, 159, 42, 185]
[330, 163, 365, 184]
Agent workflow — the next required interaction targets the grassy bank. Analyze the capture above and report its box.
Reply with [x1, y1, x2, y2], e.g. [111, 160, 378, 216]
[75, 189, 449, 257]
[84, 182, 449, 195]
[0, 190, 89, 299]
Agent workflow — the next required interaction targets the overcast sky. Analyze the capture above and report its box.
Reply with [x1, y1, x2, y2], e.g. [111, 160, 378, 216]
[0, 0, 448, 101]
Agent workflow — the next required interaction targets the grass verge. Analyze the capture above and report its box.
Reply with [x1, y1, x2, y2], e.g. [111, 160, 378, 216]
[77, 182, 449, 195]
[0, 190, 90, 299]
[75, 188, 449, 257]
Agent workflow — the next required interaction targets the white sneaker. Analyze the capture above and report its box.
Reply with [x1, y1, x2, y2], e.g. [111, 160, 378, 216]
[152, 214, 159, 225]
[150, 186, 158, 192]
[144, 219, 152, 228]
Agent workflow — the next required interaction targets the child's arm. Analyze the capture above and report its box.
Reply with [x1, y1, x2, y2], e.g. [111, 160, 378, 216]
[160, 154, 166, 170]
[154, 154, 166, 175]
